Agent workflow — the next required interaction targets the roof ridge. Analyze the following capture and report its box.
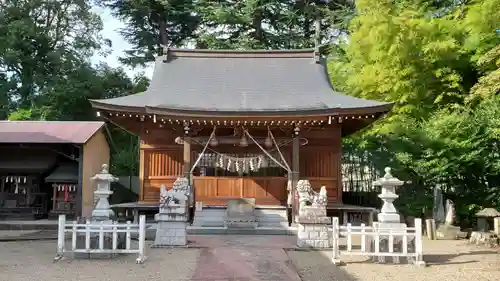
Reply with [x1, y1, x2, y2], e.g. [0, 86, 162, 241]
[165, 48, 316, 60]
[167, 48, 315, 53]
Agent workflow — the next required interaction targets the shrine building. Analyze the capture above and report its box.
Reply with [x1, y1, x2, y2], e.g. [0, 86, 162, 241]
[90, 48, 392, 225]
[0, 121, 109, 220]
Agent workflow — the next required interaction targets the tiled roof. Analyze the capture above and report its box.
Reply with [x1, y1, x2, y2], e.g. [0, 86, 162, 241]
[0, 121, 105, 144]
[90, 48, 392, 114]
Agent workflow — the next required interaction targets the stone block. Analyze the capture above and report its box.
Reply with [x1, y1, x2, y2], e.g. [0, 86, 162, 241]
[302, 206, 327, 217]
[154, 220, 187, 246]
[469, 231, 499, 247]
[295, 216, 330, 224]
[494, 217, 500, 236]
[315, 240, 328, 248]
[296, 222, 330, 249]
[309, 231, 319, 239]
[227, 198, 255, 216]
[225, 198, 257, 229]
[436, 224, 461, 240]
[319, 230, 329, 239]
[297, 230, 308, 239]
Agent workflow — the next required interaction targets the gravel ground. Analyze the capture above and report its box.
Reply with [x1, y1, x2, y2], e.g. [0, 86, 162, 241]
[1, 237, 499, 281]
[287, 239, 500, 281]
[0, 240, 201, 281]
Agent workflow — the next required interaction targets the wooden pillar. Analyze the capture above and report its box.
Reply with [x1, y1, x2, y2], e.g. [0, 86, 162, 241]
[52, 184, 57, 213]
[183, 138, 195, 224]
[183, 140, 191, 180]
[291, 134, 300, 222]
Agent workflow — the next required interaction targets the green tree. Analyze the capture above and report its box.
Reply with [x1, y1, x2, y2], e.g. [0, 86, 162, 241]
[0, 0, 107, 109]
[194, 0, 354, 49]
[98, 0, 199, 67]
[329, 0, 500, 219]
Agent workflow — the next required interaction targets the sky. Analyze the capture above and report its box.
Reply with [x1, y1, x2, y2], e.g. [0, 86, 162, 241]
[90, 7, 154, 78]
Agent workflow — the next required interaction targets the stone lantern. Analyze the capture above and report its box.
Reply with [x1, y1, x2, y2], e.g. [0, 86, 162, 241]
[476, 208, 500, 232]
[75, 164, 120, 259]
[372, 167, 404, 223]
[90, 164, 118, 220]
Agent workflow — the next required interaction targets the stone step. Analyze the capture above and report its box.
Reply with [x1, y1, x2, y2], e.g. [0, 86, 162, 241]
[192, 207, 289, 228]
[186, 226, 297, 236]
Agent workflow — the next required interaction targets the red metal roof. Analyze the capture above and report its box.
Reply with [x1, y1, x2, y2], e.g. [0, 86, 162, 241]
[0, 121, 105, 144]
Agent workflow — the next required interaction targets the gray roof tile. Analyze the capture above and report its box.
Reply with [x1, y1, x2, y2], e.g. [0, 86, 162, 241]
[91, 49, 391, 114]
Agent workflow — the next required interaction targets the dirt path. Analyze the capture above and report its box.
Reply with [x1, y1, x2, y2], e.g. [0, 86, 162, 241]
[189, 235, 302, 281]
[191, 247, 301, 281]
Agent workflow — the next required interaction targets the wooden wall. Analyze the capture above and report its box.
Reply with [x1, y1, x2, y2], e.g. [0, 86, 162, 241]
[81, 129, 110, 217]
[139, 126, 182, 202]
[138, 125, 342, 205]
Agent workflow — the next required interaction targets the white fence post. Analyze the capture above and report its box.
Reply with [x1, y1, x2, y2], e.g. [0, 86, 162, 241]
[56, 215, 66, 258]
[137, 215, 147, 264]
[331, 217, 341, 265]
[414, 218, 426, 266]
[360, 223, 366, 252]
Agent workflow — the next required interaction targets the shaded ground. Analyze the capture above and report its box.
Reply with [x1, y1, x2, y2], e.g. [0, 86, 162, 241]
[287, 239, 500, 281]
[0, 234, 499, 281]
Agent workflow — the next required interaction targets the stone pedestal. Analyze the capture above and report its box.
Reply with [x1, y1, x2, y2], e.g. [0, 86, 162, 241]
[154, 213, 188, 246]
[153, 179, 190, 247]
[296, 206, 330, 248]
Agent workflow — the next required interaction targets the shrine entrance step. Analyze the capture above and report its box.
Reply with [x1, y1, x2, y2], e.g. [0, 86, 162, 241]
[225, 198, 257, 229]
[189, 204, 292, 235]
[192, 205, 288, 228]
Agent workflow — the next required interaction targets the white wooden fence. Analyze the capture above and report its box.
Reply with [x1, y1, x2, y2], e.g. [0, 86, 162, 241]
[331, 217, 425, 266]
[55, 215, 147, 264]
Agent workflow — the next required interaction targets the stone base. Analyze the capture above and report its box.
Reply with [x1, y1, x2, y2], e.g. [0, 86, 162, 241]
[154, 220, 187, 246]
[377, 213, 401, 223]
[469, 231, 499, 247]
[436, 224, 461, 240]
[296, 216, 330, 249]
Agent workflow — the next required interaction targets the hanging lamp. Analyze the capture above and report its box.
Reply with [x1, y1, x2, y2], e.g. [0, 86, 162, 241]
[209, 136, 218, 146]
[264, 130, 273, 148]
[239, 135, 248, 147]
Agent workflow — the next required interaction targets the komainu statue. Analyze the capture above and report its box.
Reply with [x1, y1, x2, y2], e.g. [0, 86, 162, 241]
[296, 180, 328, 216]
[313, 186, 328, 208]
[159, 177, 191, 210]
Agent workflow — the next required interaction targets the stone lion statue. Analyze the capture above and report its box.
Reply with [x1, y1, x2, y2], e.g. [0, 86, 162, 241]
[159, 177, 191, 209]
